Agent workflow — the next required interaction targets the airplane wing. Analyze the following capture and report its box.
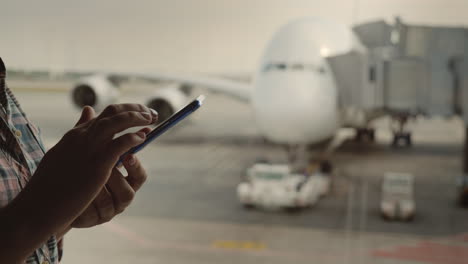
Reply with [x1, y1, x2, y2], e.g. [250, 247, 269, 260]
[71, 70, 252, 111]
[128, 71, 252, 102]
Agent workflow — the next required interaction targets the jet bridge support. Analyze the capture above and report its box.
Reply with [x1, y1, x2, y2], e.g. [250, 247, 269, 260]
[458, 58, 468, 206]
[459, 127, 468, 206]
[464, 127, 468, 174]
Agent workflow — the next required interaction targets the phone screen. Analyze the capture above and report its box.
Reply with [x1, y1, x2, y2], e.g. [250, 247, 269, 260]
[116, 95, 204, 166]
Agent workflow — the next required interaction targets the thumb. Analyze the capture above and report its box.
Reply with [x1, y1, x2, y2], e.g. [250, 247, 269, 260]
[74, 106, 96, 127]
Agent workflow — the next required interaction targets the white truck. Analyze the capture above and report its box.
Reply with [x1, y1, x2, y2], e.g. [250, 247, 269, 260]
[237, 164, 330, 210]
[380, 172, 415, 221]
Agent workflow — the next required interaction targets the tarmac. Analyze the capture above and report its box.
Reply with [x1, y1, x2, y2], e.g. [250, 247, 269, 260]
[9, 81, 468, 264]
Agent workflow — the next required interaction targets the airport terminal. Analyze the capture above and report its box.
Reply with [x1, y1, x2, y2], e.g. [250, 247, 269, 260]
[2, 1, 468, 263]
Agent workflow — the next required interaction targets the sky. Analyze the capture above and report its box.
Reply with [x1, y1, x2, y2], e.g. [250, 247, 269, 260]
[1, 0, 468, 74]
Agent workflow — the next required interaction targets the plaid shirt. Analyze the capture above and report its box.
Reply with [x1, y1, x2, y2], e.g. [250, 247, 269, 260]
[0, 58, 61, 263]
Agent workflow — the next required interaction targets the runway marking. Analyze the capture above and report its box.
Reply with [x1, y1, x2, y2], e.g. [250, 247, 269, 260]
[102, 221, 349, 262]
[373, 241, 468, 264]
[103, 221, 155, 248]
[212, 240, 266, 250]
[456, 233, 468, 242]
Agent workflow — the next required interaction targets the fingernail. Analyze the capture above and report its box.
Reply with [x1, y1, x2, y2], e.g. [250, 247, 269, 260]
[150, 109, 158, 117]
[141, 112, 152, 121]
[136, 131, 146, 139]
[150, 109, 158, 123]
[127, 155, 136, 166]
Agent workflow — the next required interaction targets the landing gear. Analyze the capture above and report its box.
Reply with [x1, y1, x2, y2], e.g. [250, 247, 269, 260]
[458, 184, 468, 208]
[286, 144, 308, 165]
[355, 128, 375, 142]
[391, 115, 412, 148]
[304, 159, 333, 175]
[319, 160, 333, 174]
[392, 132, 412, 147]
[255, 158, 271, 165]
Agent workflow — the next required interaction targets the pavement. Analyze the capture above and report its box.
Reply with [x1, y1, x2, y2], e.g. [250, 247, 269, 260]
[9, 82, 468, 264]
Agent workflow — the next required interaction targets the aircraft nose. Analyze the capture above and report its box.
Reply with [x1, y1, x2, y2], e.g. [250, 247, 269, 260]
[252, 73, 338, 144]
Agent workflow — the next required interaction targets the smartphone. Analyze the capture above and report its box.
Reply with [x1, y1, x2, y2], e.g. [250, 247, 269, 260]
[116, 95, 205, 166]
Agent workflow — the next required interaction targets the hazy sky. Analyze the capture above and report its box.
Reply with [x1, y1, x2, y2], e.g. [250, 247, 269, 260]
[2, 0, 468, 74]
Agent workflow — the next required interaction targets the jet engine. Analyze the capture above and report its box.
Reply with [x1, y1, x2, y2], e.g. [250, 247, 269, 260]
[71, 74, 120, 111]
[146, 84, 188, 123]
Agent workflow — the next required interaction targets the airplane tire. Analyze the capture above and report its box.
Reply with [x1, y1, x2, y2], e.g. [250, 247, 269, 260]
[381, 212, 393, 221]
[255, 158, 270, 165]
[368, 129, 376, 142]
[242, 203, 255, 210]
[404, 214, 415, 222]
[392, 132, 412, 148]
[355, 128, 375, 142]
[355, 130, 363, 142]
[319, 161, 333, 174]
[457, 191, 468, 208]
[406, 134, 412, 147]
[284, 207, 301, 214]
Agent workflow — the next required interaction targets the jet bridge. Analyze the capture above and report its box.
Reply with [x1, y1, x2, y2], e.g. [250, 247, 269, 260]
[330, 18, 468, 116]
[328, 17, 468, 201]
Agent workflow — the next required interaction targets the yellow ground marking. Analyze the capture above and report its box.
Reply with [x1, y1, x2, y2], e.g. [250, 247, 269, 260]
[306, 163, 319, 174]
[212, 240, 267, 250]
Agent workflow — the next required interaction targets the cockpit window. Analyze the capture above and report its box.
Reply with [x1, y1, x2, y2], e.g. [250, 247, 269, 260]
[277, 63, 287, 70]
[290, 64, 304, 70]
[263, 62, 326, 74]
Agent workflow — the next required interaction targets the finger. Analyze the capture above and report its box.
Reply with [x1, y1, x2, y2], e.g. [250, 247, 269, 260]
[106, 168, 136, 213]
[98, 104, 158, 123]
[106, 131, 146, 161]
[139, 127, 152, 135]
[74, 106, 96, 127]
[124, 154, 148, 192]
[71, 204, 100, 228]
[92, 186, 115, 224]
[110, 128, 150, 166]
[93, 111, 153, 142]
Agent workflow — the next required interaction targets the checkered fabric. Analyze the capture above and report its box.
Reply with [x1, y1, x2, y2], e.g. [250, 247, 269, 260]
[0, 58, 60, 263]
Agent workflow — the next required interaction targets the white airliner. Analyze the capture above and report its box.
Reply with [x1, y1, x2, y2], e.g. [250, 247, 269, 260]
[70, 17, 380, 162]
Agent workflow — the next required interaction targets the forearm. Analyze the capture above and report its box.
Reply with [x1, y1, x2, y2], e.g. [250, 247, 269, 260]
[0, 206, 32, 263]
[0, 196, 66, 263]
[0, 206, 68, 262]
[0, 170, 103, 262]
[57, 225, 72, 241]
